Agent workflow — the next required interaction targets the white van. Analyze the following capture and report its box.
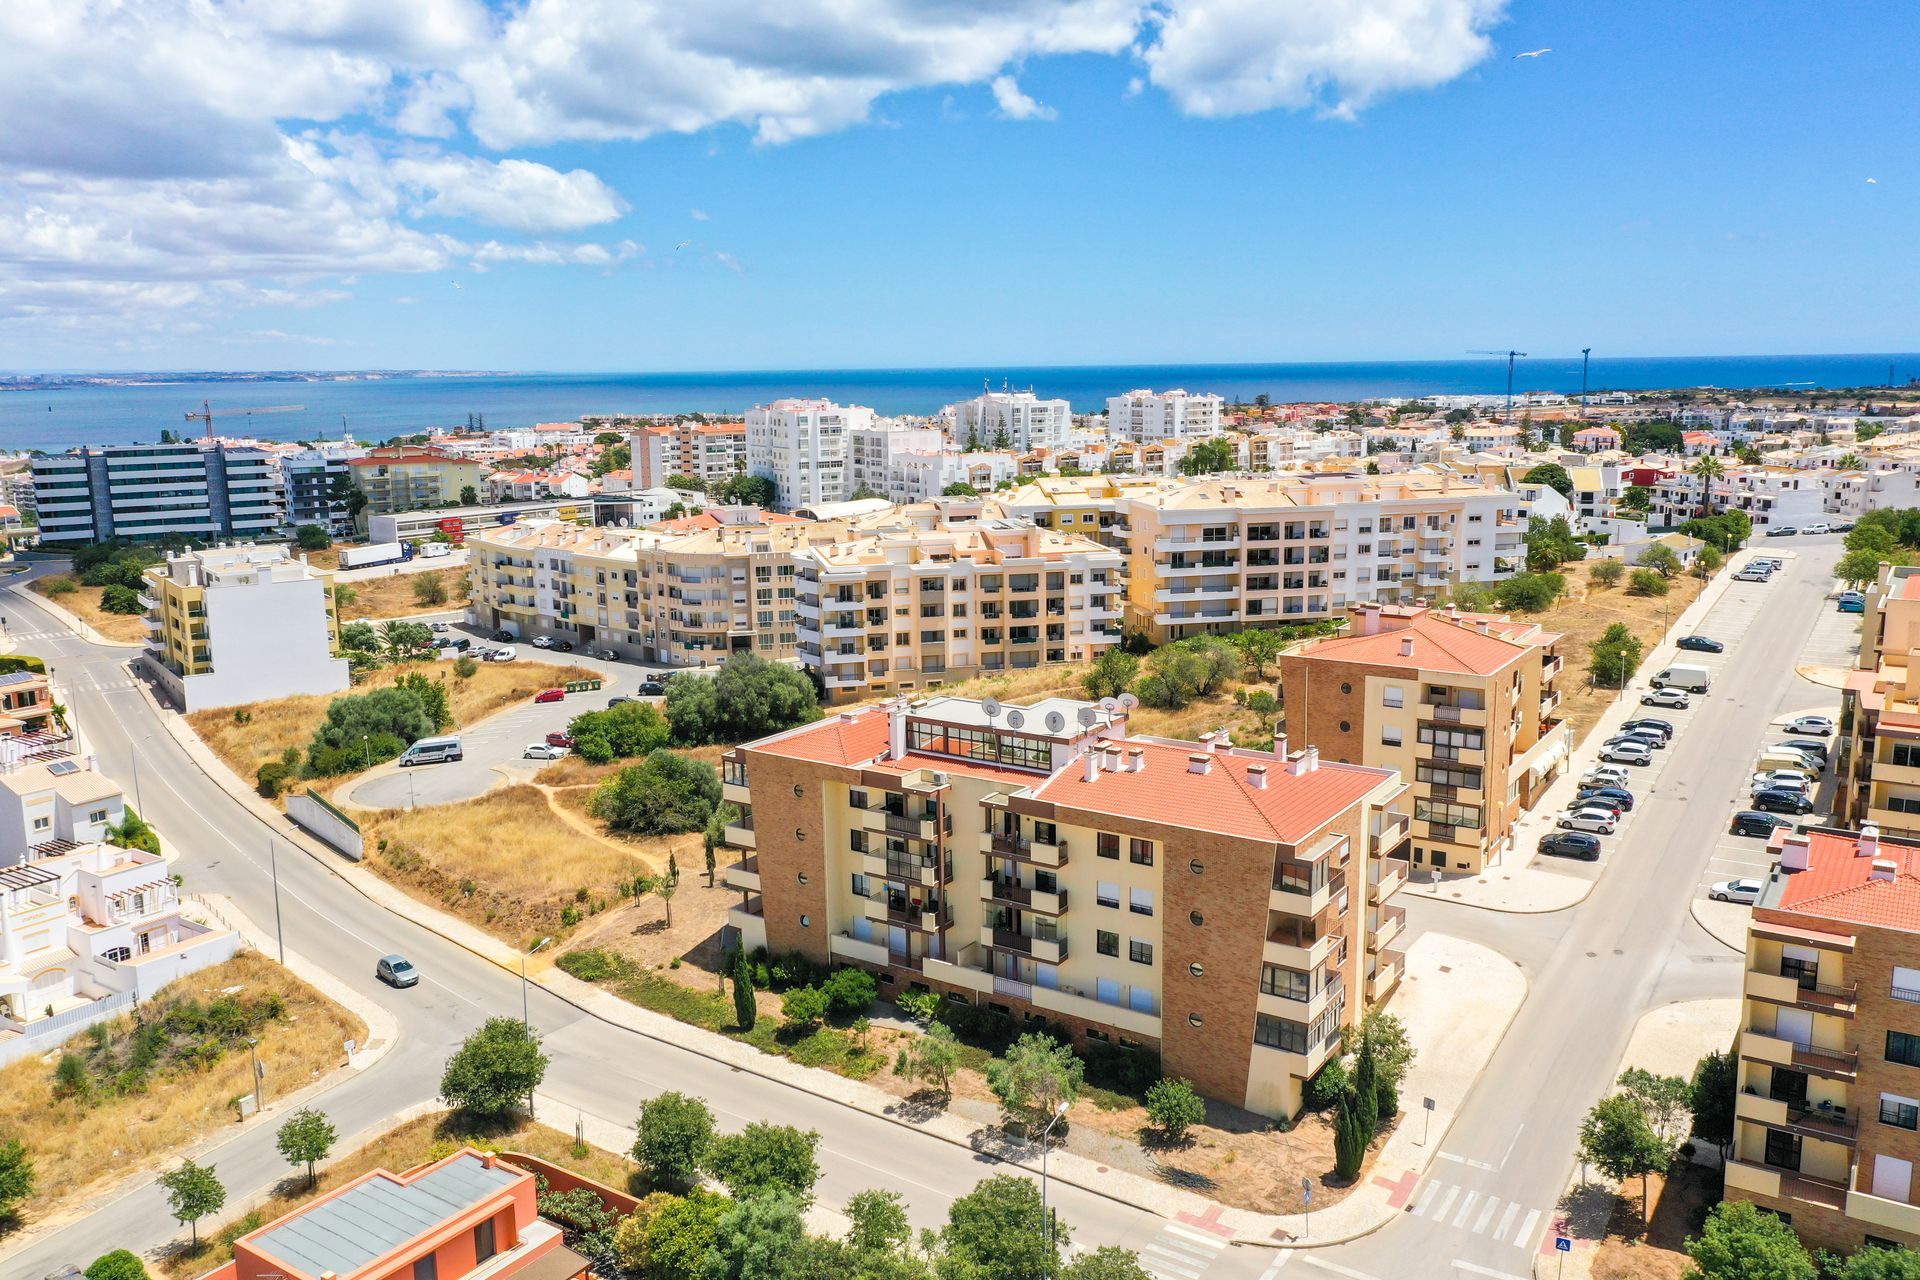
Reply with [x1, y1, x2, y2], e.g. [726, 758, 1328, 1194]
[400, 736, 463, 765]
[1650, 663, 1712, 693]
[1757, 749, 1822, 776]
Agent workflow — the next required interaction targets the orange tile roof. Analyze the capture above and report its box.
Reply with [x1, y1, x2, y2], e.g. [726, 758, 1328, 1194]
[1899, 574, 1920, 601]
[1777, 830, 1920, 932]
[1032, 740, 1390, 845]
[1296, 614, 1531, 676]
[751, 709, 890, 766]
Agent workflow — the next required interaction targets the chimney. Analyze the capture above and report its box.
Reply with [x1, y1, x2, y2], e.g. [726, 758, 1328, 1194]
[1210, 728, 1229, 753]
[1127, 747, 1145, 773]
[1274, 733, 1289, 758]
[1477, 620, 1491, 635]
[1400, 635, 1415, 658]
[886, 700, 907, 760]
[1287, 751, 1308, 776]
[1188, 753, 1211, 776]
[1104, 744, 1122, 771]
[1305, 745, 1320, 772]
[1447, 603, 1459, 620]
[1247, 763, 1268, 788]
[1083, 750, 1100, 783]
[1860, 823, 1882, 860]
[1873, 858, 1899, 883]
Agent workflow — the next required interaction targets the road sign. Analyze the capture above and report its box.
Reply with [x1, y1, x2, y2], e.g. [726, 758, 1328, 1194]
[1423, 1096, 1436, 1110]
[1555, 1236, 1572, 1253]
[1301, 1178, 1311, 1205]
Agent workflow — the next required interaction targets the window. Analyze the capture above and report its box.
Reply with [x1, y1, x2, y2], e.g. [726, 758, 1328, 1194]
[474, 1219, 497, 1264]
[1254, 1014, 1308, 1053]
[89, 809, 108, 825]
[1189, 911, 1204, 926]
[1188, 1013, 1203, 1028]
[1882, 1096, 1920, 1130]
[414, 1258, 439, 1280]
[1893, 743, 1920, 769]
[1097, 881, 1120, 908]
[1415, 799, 1483, 830]
[103, 946, 131, 962]
[31, 816, 48, 832]
[1097, 930, 1119, 957]
[1129, 838, 1155, 866]
[1129, 938, 1154, 965]
[1129, 887, 1154, 916]
[1189, 963, 1204, 977]
[1381, 726, 1403, 748]
[1382, 687, 1404, 708]
[1415, 763, 1484, 790]
[851, 873, 870, 899]
[1098, 832, 1120, 860]
[1261, 965, 1310, 1000]
[1189, 859, 1205, 875]
[1889, 1031, 1920, 1068]
[1418, 724, 1485, 752]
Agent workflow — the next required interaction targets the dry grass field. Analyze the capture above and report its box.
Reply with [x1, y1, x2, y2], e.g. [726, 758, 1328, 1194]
[1548, 566, 1707, 746]
[185, 657, 594, 785]
[28, 577, 149, 644]
[334, 567, 467, 622]
[0, 952, 364, 1223]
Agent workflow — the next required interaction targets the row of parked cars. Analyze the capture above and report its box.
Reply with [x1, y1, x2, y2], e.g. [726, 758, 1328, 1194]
[1539, 713, 1687, 860]
[1764, 521, 1849, 538]
[1734, 555, 1785, 584]
[1708, 714, 1839, 902]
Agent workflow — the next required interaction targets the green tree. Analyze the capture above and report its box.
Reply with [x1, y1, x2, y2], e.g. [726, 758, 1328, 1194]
[634, 1091, 716, 1192]
[1060, 1248, 1155, 1280]
[100, 584, 143, 614]
[275, 1107, 336, 1187]
[459, 484, 479, 505]
[702, 1194, 814, 1280]
[1823, 1246, 1920, 1279]
[1525, 516, 1584, 571]
[1589, 621, 1644, 689]
[1332, 1090, 1369, 1180]
[1689, 454, 1726, 483]
[1627, 567, 1669, 596]
[1694, 544, 1724, 575]
[1838, 546, 1901, 589]
[823, 966, 877, 1014]
[897, 1022, 961, 1099]
[159, 1159, 225, 1246]
[1617, 1067, 1693, 1153]
[1682, 1200, 1816, 1280]
[781, 985, 830, 1031]
[412, 573, 450, 606]
[293, 524, 331, 551]
[714, 474, 779, 508]
[0, 1138, 34, 1218]
[938, 1175, 1062, 1280]
[644, 1188, 731, 1280]
[845, 1188, 912, 1256]
[439, 1017, 547, 1116]
[942, 482, 980, 497]
[1354, 1008, 1416, 1117]
[1835, 452, 1866, 471]
[1493, 571, 1564, 613]
[567, 701, 672, 764]
[1350, 1036, 1381, 1139]
[1588, 560, 1624, 589]
[664, 653, 820, 746]
[1578, 1092, 1668, 1226]
[1859, 421, 1888, 442]
[705, 1122, 822, 1204]
[1619, 485, 1653, 513]
[1521, 463, 1574, 499]
[1176, 439, 1235, 475]
[1228, 628, 1287, 678]
[985, 1032, 1084, 1134]
[84, 1251, 150, 1280]
[1636, 543, 1682, 578]
[1687, 1050, 1736, 1157]
[340, 619, 380, 652]
[588, 751, 722, 836]
[730, 947, 758, 1031]
[1081, 648, 1138, 699]
[379, 620, 436, 659]
[1145, 1078, 1205, 1144]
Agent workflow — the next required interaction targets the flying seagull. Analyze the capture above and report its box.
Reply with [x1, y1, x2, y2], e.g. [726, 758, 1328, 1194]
[675, 240, 691, 251]
[450, 281, 462, 289]
[1513, 48, 1551, 58]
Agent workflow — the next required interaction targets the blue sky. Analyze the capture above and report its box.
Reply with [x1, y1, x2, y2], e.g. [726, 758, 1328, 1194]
[1, 1, 1913, 371]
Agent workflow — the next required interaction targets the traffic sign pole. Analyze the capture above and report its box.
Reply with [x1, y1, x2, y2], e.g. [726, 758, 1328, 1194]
[1302, 1177, 1311, 1238]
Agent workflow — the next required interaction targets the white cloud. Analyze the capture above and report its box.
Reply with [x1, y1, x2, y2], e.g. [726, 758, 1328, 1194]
[690, 208, 711, 220]
[388, 155, 628, 231]
[1142, 0, 1508, 120]
[991, 76, 1057, 122]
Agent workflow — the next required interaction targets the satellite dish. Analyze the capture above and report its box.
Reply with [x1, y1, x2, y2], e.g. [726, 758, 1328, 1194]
[1045, 711, 1067, 734]
[1117, 692, 1139, 711]
[1098, 697, 1119, 713]
[1077, 706, 1099, 727]
[1005, 709, 1026, 730]
[981, 697, 1002, 720]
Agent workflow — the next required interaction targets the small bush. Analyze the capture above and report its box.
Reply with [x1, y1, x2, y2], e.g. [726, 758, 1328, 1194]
[781, 985, 829, 1031]
[100, 584, 144, 614]
[1627, 567, 1669, 596]
[255, 761, 291, 798]
[822, 967, 877, 1015]
[557, 949, 633, 983]
[1307, 1057, 1351, 1110]
[1146, 1077, 1206, 1143]
[40, 575, 78, 595]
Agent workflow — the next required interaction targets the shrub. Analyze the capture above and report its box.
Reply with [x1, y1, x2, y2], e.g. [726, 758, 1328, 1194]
[1082, 1040, 1160, 1097]
[1492, 571, 1564, 613]
[1627, 567, 1669, 596]
[663, 652, 820, 747]
[439, 1018, 547, 1116]
[255, 761, 292, 797]
[896, 989, 941, 1023]
[40, 575, 77, 595]
[293, 524, 331, 551]
[1588, 560, 1624, 588]
[703, 1122, 822, 1204]
[1082, 649, 1138, 699]
[100, 584, 143, 614]
[567, 702, 671, 765]
[632, 1091, 715, 1192]
[453, 655, 479, 679]
[985, 1032, 1084, 1132]
[1306, 1057, 1350, 1110]
[780, 985, 829, 1031]
[556, 948, 630, 983]
[1333, 1092, 1369, 1179]
[85, 1251, 149, 1280]
[1145, 1077, 1205, 1143]
[588, 751, 721, 836]
[821, 967, 877, 1015]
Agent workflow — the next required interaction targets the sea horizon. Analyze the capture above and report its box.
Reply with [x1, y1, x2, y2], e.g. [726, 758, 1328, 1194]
[2, 352, 1914, 452]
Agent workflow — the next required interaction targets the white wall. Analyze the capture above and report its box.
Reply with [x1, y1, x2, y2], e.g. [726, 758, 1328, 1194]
[181, 575, 349, 711]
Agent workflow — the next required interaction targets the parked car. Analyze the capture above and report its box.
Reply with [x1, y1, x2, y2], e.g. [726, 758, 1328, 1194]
[1833, 522, 1856, 533]
[1765, 525, 1799, 537]
[444, 636, 472, 651]
[637, 679, 667, 697]
[1752, 788, 1814, 815]
[1582, 765, 1632, 788]
[1730, 810, 1792, 837]
[523, 742, 568, 760]
[533, 687, 565, 704]
[1776, 738, 1831, 761]
[1599, 741, 1653, 766]
[491, 628, 515, 641]
[486, 645, 518, 663]
[546, 731, 575, 748]
[1734, 567, 1773, 583]
[1621, 718, 1674, 740]
[1570, 795, 1623, 816]
[1709, 878, 1765, 904]
[1750, 770, 1814, 794]
[1785, 715, 1836, 736]
[1606, 730, 1665, 752]
[1577, 786, 1637, 811]
[1539, 831, 1601, 861]
[1559, 808, 1619, 835]
[1676, 635, 1724, 653]
[592, 648, 618, 661]
[1839, 597, 1866, 614]
[1751, 558, 1784, 571]
[551, 639, 575, 652]
[1642, 687, 1691, 709]
[430, 621, 449, 632]
[376, 954, 419, 988]
[607, 694, 635, 706]
[532, 636, 555, 649]
[1803, 522, 1831, 535]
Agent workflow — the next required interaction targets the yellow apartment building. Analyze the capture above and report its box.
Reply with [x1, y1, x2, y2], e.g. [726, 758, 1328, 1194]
[1840, 564, 1920, 834]
[345, 446, 490, 527]
[718, 694, 1411, 1119]
[992, 474, 1164, 549]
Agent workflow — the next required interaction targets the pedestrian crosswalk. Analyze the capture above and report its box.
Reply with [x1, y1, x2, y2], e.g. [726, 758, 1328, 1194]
[1405, 1178, 1541, 1251]
[1134, 1221, 1232, 1280]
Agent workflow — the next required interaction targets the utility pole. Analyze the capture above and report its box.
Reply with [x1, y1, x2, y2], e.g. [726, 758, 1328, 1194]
[248, 1038, 264, 1114]
[269, 840, 285, 964]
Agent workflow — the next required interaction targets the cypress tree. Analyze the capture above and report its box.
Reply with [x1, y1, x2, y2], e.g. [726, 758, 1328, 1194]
[730, 947, 757, 1031]
[1333, 1093, 1368, 1181]
[1352, 1040, 1381, 1139]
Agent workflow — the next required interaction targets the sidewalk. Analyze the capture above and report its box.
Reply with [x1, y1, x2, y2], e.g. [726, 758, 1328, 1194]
[1444, 548, 1775, 914]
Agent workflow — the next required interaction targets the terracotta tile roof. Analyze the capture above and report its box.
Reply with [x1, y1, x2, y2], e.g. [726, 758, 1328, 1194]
[1899, 574, 1920, 601]
[1032, 740, 1390, 845]
[1296, 614, 1531, 676]
[1777, 830, 1920, 932]
[750, 709, 890, 767]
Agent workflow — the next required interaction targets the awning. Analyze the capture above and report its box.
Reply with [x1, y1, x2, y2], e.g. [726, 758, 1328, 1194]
[512, 1245, 591, 1280]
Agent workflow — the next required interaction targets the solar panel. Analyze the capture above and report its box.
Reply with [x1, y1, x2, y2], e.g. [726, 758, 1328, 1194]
[45, 760, 80, 776]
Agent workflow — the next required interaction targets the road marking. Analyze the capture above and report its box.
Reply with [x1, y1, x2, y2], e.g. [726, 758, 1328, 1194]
[1494, 1201, 1519, 1242]
[1473, 1196, 1500, 1234]
[1292, 1258, 1383, 1280]
[1255, 1254, 1293, 1280]
[1141, 1253, 1201, 1280]
[1156, 1231, 1221, 1257]
[1451, 1190, 1480, 1227]
[1513, 1208, 1541, 1247]
[1452, 1262, 1531, 1280]
[1432, 1184, 1461, 1220]
[1162, 1223, 1228, 1249]
[1434, 1152, 1497, 1171]
[1498, 1124, 1525, 1168]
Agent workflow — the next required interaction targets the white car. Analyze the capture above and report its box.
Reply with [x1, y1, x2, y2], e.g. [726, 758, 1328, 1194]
[486, 645, 518, 663]
[1599, 742, 1653, 766]
[1642, 688, 1691, 709]
[1734, 568, 1772, 583]
[523, 742, 568, 760]
[1709, 878, 1764, 904]
[1750, 771, 1812, 794]
[1559, 808, 1619, 835]
[1802, 522, 1831, 535]
[1581, 765, 1632, 788]
[1785, 715, 1836, 736]
[531, 636, 555, 649]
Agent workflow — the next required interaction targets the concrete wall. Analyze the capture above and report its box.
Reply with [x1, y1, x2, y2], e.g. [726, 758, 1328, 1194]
[182, 575, 349, 711]
[288, 790, 365, 860]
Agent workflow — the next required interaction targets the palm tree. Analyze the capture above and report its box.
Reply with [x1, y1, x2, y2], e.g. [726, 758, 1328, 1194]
[1689, 455, 1726, 481]
[1835, 452, 1865, 471]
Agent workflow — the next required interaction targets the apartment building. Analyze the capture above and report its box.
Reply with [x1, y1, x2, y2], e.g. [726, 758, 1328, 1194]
[279, 446, 362, 536]
[849, 422, 945, 497]
[1826, 469, 1920, 522]
[196, 1148, 589, 1280]
[32, 442, 283, 545]
[467, 513, 847, 666]
[1278, 603, 1569, 876]
[794, 516, 1123, 700]
[719, 695, 1410, 1119]
[947, 390, 1073, 453]
[993, 474, 1163, 549]
[0, 746, 237, 1061]
[344, 446, 489, 528]
[1839, 565, 1920, 833]
[1115, 474, 1527, 646]
[631, 420, 749, 489]
[1571, 425, 1623, 452]
[886, 449, 1020, 503]
[141, 546, 348, 711]
[1107, 389, 1225, 443]
[0, 671, 55, 739]
[746, 399, 875, 510]
[1725, 824, 1920, 1254]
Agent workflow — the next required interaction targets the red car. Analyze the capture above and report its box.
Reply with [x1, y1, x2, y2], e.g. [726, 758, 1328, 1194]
[533, 688, 565, 704]
[546, 731, 575, 748]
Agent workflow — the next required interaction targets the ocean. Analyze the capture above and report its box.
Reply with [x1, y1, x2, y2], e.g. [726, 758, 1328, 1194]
[1, 353, 1914, 451]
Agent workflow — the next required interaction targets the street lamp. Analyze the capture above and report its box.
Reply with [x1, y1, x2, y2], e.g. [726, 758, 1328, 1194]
[521, 936, 553, 1031]
[1038, 1098, 1069, 1250]
[361, 734, 371, 771]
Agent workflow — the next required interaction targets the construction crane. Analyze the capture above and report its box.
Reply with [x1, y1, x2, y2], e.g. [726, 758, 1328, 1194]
[183, 399, 305, 440]
[1468, 350, 1528, 422]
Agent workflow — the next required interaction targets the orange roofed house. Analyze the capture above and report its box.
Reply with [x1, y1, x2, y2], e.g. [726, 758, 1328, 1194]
[718, 694, 1412, 1119]
[198, 1148, 588, 1280]
[1727, 825, 1920, 1254]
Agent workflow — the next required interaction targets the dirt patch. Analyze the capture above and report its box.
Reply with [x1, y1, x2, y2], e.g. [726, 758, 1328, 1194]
[185, 656, 594, 786]
[28, 577, 148, 644]
[360, 784, 690, 949]
[1590, 1163, 1720, 1280]
[156, 1111, 637, 1280]
[0, 951, 365, 1226]
[335, 567, 466, 622]
[1545, 569, 1707, 746]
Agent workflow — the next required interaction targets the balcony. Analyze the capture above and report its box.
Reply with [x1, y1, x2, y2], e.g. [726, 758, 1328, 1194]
[981, 831, 1068, 867]
[1739, 1026, 1858, 1080]
[1032, 983, 1162, 1038]
[1372, 814, 1411, 855]
[1735, 1091, 1857, 1145]
[1370, 906, 1406, 953]
[1743, 968, 1859, 1018]
[1724, 1159, 1848, 1212]
[1370, 859, 1409, 905]
[922, 954, 993, 995]
[1252, 1029, 1340, 1079]
[1542, 655, 1565, 682]
[722, 856, 760, 892]
[858, 805, 938, 841]
[1270, 869, 1343, 918]
[1421, 699, 1488, 726]
[980, 878, 1068, 915]
[861, 851, 941, 888]
[1848, 1174, 1920, 1238]
[1539, 688, 1563, 717]
[1265, 924, 1337, 971]
[982, 925, 1066, 965]
[723, 815, 755, 850]
[1369, 951, 1404, 1002]
[829, 932, 890, 968]
[862, 896, 947, 933]
[727, 895, 766, 950]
